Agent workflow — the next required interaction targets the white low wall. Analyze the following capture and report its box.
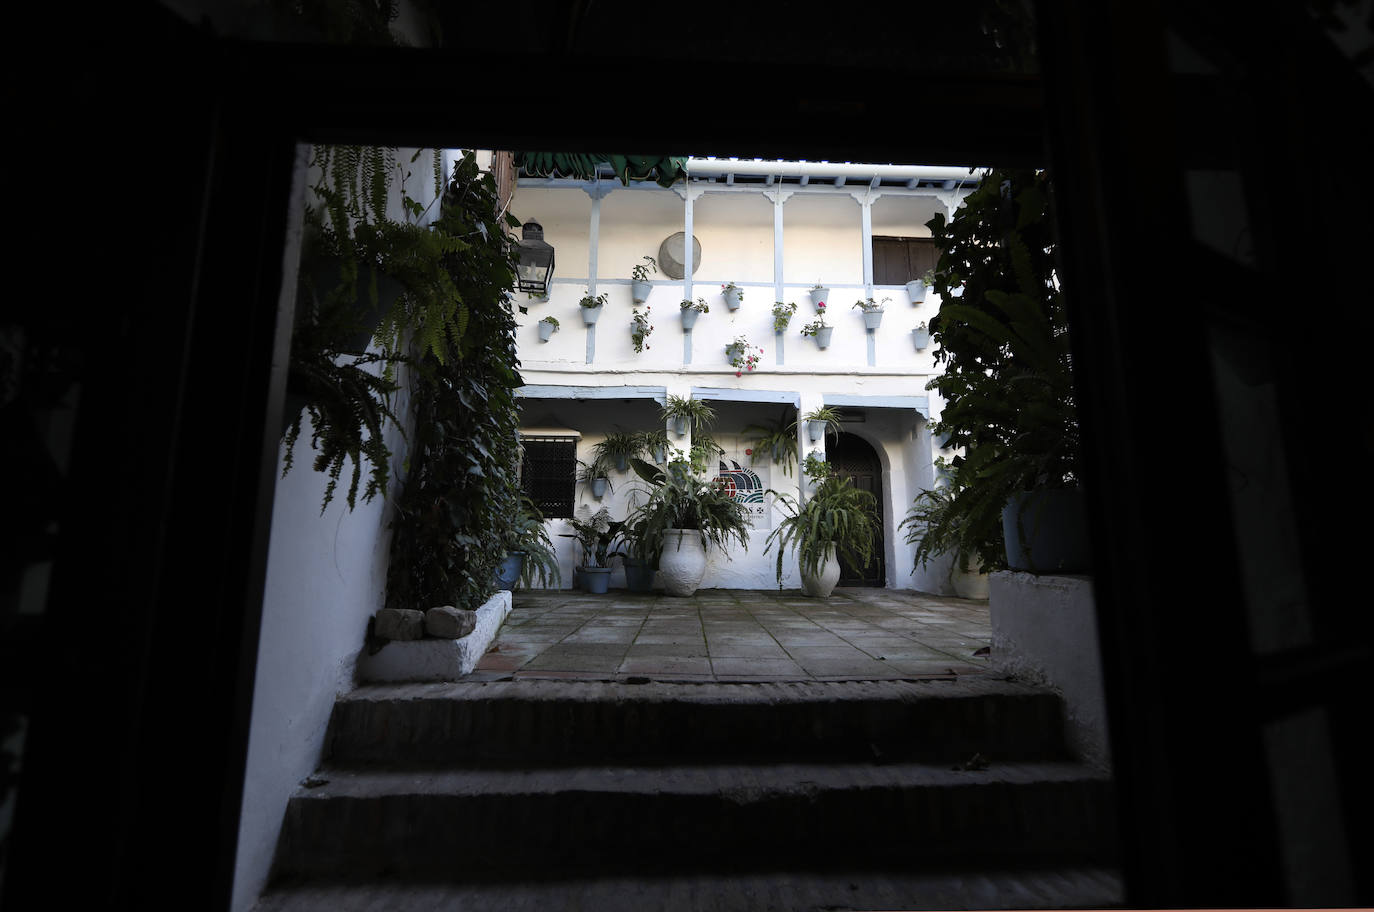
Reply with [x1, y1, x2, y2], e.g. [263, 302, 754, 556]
[357, 591, 513, 682]
[988, 571, 1111, 770]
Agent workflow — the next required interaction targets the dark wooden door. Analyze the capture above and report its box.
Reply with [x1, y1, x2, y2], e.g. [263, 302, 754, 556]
[826, 432, 884, 587]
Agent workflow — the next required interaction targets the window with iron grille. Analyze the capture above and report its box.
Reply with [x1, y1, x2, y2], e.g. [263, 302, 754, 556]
[519, 436, 576, 519]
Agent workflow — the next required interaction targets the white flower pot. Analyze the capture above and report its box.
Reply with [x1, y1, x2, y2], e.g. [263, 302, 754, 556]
[800, 542, 841, 598]
[905, 279, 927, 303]
[912, 328, 930, 350]
[659, 529, 708, 596]
[951, 561, 990, 600]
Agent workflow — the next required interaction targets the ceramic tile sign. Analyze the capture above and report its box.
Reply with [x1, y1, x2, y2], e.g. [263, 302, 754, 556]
[715, 458, 771, 529]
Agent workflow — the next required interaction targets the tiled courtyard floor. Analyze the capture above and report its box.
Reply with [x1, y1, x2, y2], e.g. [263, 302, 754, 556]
[470, 587, 991, 683]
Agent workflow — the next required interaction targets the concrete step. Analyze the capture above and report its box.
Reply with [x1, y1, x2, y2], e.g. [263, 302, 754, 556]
[253, 866, 1125, 911]
[324, 678, 1073, 768]
[271, 760, 1117, 881]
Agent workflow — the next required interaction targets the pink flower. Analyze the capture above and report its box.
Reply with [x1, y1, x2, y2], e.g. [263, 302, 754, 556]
[735, 371, 742, 377]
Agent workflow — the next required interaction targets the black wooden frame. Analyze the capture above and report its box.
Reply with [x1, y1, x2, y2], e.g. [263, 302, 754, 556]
[6, 1, 1369, 908]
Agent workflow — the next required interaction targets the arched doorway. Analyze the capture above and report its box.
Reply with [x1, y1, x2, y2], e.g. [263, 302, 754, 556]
[826, 432, 884, 587]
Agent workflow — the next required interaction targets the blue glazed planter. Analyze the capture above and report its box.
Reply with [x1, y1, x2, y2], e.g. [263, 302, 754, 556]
[906, 279, 927, 303]
[1001, 487, 1091, 573]
[813, 327, 834, 349]
[494, 552, 525, 590]
[580, 566, 612, 594]
[861, 310, 884, 331]
[581, 305, 603, 326]
[591, 477, 608, 499]
[631, 279, 651, 303]
[723, 287, 742, 310]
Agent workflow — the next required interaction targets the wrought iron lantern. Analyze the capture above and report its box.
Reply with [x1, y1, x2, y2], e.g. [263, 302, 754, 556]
[514, 220, 555, 296]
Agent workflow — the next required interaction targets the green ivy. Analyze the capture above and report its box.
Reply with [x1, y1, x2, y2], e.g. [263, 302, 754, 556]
[384, 151, 525, 612]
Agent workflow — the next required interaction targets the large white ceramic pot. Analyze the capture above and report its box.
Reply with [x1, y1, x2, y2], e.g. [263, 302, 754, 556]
[800, 542, 841, 598]
[658, 529, 708, 597]
[949, 556, 990, 600]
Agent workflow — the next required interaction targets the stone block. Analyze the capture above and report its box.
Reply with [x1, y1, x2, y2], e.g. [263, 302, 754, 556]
[358, 590, 512, 683]
[375, 608, 424, 641]
[425, 605, 477, 639]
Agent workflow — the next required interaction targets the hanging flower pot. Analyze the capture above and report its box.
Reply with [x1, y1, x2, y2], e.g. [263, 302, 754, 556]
[631, 279, 652, 303]
[912, 324, 930, 350]
[681, 308, 700, 330]
[672, 416, 689, 436]
[807, 420, 825, 442]
[591, 477, 608, 499]
[905, 279, 927, 303]
[614, 454, 628, 472]
[861, 310, 884, 331]
[808, 286, 830, 308]
[722, 284, 743, 310]
[652, 445, 666, 464]
[538, 319, 558, 341]
[814, 326, 834, 349]
[581, 305, 602, 326]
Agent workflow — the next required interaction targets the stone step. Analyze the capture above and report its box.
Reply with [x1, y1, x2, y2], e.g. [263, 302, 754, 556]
[325, 678, 1073, 768]
[271, 760, 1116, 881]
[253, 866, 1125, 911]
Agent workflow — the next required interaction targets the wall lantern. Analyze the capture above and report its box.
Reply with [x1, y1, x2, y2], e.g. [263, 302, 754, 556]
[514, 220, 555, 296]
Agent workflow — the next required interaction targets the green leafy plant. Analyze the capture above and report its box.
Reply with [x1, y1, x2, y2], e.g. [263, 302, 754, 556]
[802, 405, 844, 442]
[771, 301, 796, 332]
[576, 457, 615, 493]
[661, 394, 716, 430]
[725, 335, 762, 375]
[631, 307, 653, 352]
[630, 255, 658, 282]
[680, 297, 709, 314]
[922, 167, 1080, 570]
[503, 495, 563, 589]
[802, 450, 834, 482]
[384, 151, 525, 613]
[799, 302, 829, 336]
[899, 459, 980, 578]
[721, 282, 743, 302]
[560, 504, 625, 568]
[635, 428, 671, 462]
[852, 296, 889, 313]
[623, 457, 751, 560]
[743, 407, 800, 477]
[593, 432, 646, 472]
[580, 290, 609, 309]
[764, 473, 879, 589]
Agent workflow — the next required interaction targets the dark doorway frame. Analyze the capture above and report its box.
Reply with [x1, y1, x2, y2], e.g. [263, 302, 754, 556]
[7, 2, 1370, 908]
[826, 432, 885, 587]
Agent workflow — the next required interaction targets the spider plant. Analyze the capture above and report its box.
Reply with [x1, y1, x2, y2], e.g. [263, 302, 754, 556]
[764, 473, 879, 589]
[743, 406, 799, 476]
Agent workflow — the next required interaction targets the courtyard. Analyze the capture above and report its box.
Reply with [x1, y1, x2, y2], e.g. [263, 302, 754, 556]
[470, 588, 991, 683]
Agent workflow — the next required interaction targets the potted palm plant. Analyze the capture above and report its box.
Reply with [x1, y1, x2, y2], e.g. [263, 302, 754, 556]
[764, 459, 879, 597]
[802, 405, 844, 443]
[623, 457, 751, 597]
[630, 255, 657, 303]
[594, 431, 646, 473]
[662, 393, 715, 437]
[576, 457, 613, 500]
[495, 495, 563, 590]
[900, 463, 989, 599]
[560, 505, 624, 594]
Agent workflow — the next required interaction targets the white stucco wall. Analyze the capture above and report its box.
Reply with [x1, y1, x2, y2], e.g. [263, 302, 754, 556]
[230, 146, 442, 912]
[512, 171, 966, 593]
